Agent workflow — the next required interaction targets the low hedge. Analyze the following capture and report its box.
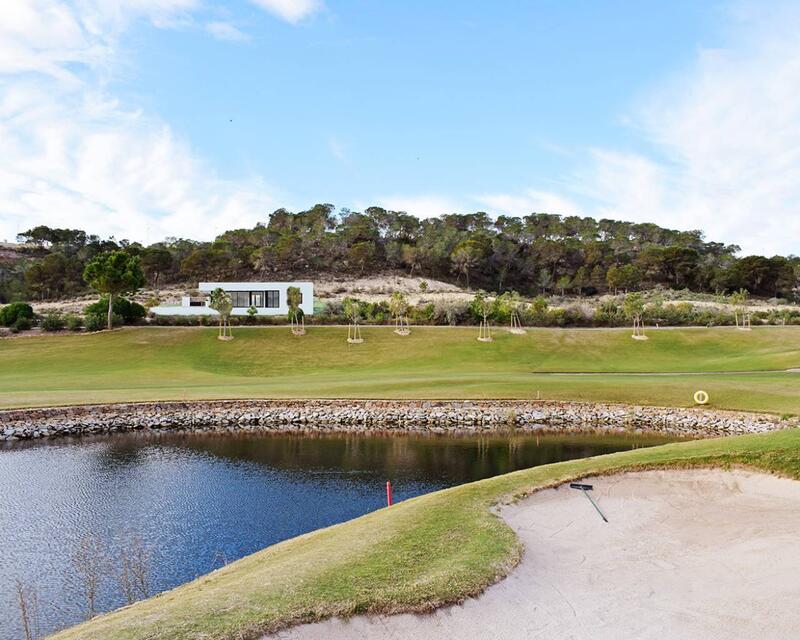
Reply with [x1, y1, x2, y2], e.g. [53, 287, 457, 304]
[145, 299, 800, 329]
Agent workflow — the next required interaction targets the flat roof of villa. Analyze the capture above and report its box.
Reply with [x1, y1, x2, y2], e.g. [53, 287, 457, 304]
[198, 281, 313, 290]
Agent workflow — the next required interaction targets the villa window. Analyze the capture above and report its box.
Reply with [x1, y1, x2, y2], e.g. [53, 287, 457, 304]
[266, 290, 279, 308]
[228, 291, 249, 307]
[250, 291, 264, 308]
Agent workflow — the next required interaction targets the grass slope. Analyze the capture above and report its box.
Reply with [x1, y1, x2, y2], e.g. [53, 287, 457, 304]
[3, 326, 800, 411]
[49, 428, 800, 640]
[2, 326, 799, 412]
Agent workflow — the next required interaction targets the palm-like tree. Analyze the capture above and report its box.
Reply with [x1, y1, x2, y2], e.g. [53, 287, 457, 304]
[389, 291, 410, 335]
[208, 288, 233, 341]
[287, 286, 305, 335]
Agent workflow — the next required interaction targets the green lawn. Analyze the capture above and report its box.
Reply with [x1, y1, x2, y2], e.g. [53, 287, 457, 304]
[49, 428, 800, 640]
[2, 325, 800, 412]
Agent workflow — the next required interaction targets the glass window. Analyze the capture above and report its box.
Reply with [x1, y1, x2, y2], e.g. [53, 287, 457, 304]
[227, 291, 249, 307]
[266, 290, 279, 308]
[250, 291, 263, 307]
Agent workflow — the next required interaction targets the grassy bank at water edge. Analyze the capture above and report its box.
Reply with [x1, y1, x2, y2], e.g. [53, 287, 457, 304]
[49, 428, 800, 640]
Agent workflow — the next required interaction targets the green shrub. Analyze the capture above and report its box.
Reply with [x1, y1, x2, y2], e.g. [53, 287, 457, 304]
[321, 301, 346, 323]
[64, 314, 83, 331]
[84, 314, 109, 332]
[40, 312, 65, 331]
[362, 300, 391, 323]
[0, 302, 34, 327]
[84, 297, 146, 324]
[546, 308, 568, 327]
[11, 316, 32, 332]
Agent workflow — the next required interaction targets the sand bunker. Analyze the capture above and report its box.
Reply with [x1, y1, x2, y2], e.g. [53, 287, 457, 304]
[274, 469, 800, 640]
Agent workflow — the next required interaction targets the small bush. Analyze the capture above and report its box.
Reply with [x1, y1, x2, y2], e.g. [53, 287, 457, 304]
[0, 302, 34, 327]
[84, 314, 104, 332]
[11, 316, 32, 332]
[40, 312, 65, 331]
[85, 297, 146, 324]
[64, 314, 83, 331]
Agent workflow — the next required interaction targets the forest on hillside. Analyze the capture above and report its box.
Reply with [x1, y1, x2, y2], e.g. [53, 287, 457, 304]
[1, 204, 798, 303]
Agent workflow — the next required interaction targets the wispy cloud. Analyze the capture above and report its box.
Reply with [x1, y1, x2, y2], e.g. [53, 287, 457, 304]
[327, 135, 347, 162]
[205, 21, 251, 42]
[497, 2, 800, 255]
[475, 189, 581, 217]
[0, 0, 276, 244]
[373, 195, 464, 218]
[248, 0, 322, 24]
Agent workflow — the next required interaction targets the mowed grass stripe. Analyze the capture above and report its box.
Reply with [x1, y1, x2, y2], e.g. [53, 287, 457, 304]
[1, 326, 799, 411]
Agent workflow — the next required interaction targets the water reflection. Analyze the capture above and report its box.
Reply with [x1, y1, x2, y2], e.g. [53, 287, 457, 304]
[0, 430, 677, 638]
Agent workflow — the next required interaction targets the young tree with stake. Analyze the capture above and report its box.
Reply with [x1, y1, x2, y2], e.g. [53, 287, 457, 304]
[344, 298, 364, 343]
[731, 288, 751, 330]
[472, 292, 494, 342]
[208, 288, 233, 341]
[286, 286, 305, 335]
[499, 290, 526, 334]
[624, 292, 647, 340]
[389, 291, 410, 335]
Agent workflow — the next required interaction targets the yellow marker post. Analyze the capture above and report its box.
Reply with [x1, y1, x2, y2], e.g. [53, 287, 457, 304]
[694, 390, 709, 405]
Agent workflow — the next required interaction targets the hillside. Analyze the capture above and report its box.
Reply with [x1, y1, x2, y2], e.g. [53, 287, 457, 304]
[21, 273, 800, 320]
[4, 210, 799, 307]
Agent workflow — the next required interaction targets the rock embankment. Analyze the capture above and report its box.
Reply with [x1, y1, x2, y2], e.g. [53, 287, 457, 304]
[0, 400, 794, 441]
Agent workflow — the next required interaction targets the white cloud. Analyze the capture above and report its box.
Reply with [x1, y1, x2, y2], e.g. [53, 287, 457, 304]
[205, 21, 251, 42]
[326, 135, 348, 162]
[0, 0, 201, 80]
[372, 195, 464, 218]
[0, 0, 276, 244]
[475, 189, 581, 217]
[0, 0, 99, 79]
[488, 3, 800, 255]
[0, 80, 276, 243]
[248, 0, 322, 24]
[567, 4, 800, 254]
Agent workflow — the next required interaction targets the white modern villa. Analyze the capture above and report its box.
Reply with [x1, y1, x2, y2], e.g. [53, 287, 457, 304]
[150, 282, 314, 317]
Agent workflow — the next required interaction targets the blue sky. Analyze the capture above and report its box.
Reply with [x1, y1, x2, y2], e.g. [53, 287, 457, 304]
[1, 1, 799, 254]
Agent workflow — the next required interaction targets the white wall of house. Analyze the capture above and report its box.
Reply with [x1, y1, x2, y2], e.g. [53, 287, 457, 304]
[150, 282, 314, 316]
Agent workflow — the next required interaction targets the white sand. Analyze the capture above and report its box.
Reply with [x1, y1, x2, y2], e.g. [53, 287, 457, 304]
[273, 470, 800, 640]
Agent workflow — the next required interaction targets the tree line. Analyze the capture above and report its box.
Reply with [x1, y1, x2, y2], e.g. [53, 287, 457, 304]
[2, 204, 798, 303]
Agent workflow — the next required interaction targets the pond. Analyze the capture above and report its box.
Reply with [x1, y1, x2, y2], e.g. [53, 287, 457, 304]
[0, 430, 677, 638]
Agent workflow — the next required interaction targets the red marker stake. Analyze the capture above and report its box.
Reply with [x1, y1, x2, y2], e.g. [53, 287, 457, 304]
[386, 481, 393, 507]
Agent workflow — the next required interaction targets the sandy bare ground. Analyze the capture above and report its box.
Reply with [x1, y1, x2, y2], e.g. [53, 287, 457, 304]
[273, 469, 800, 640]
[24, 268, 799, 315]
[28, 275, 473, 314]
